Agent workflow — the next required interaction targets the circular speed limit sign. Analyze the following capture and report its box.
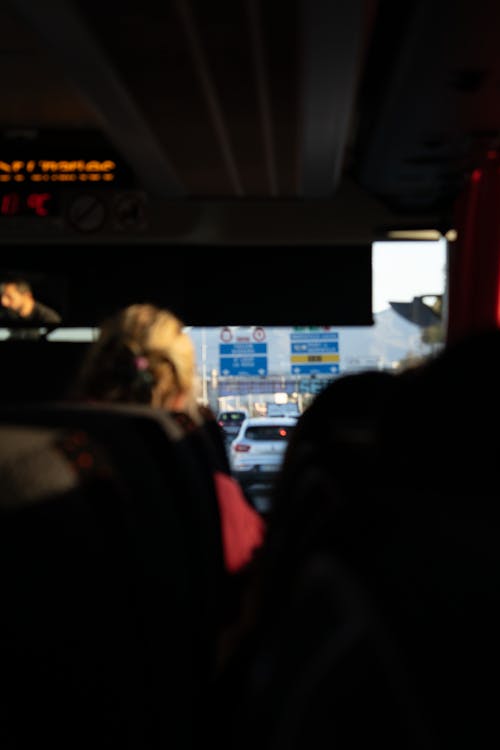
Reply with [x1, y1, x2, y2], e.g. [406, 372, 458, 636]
[253, 326, 266, 342]
[220, 326, 233, 342]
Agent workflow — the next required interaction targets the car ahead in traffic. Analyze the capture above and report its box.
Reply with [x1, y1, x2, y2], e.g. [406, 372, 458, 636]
[217, 409, 249, 444]
[229, 416, 297, 513]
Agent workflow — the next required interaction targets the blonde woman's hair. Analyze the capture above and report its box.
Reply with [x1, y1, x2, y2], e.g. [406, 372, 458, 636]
[72, 304, 201, 420]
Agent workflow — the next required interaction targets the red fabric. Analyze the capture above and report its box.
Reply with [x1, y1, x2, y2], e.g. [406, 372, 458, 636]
[448, 152, 500, 343]
[213, 470, 266, 573]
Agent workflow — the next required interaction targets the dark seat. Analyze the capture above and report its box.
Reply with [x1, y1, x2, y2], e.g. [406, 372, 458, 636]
[211, 360, 500, 749]
[0, 402, 226, 750]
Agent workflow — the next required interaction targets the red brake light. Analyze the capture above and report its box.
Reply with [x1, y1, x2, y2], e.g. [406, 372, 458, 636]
[234, 443, 251, 452]
[279, 429, 287, 437]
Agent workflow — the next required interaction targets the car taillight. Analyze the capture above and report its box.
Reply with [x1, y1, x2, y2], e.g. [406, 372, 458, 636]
[233, 443, 251, 452]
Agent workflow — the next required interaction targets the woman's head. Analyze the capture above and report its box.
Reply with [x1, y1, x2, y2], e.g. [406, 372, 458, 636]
[73, 304, 200, 417]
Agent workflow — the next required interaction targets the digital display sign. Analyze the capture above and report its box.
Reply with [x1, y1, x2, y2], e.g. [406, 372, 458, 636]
[0, 159, 116, 184]
[0, 191, 58, 217]
[0, 129, 136, 190]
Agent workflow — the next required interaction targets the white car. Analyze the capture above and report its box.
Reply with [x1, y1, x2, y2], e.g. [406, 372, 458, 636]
[229, 416, 297, 511]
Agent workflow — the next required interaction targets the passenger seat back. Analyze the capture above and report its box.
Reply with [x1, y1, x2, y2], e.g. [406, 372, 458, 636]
[0, 402, 226, 750]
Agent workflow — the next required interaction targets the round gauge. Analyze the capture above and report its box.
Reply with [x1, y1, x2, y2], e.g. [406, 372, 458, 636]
[67, 194, 106, 232]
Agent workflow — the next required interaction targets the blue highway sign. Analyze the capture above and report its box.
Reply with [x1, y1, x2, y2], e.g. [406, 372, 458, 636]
[220, 342, 268, 376]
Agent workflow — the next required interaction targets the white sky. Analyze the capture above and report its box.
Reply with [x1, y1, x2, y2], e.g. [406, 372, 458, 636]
[372, 239, 447, 313]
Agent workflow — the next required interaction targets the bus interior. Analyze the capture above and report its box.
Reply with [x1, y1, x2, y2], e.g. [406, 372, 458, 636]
[1, 0, 497, 397]
[2, 0, 495, 329]
[1, 1, 500, 748]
